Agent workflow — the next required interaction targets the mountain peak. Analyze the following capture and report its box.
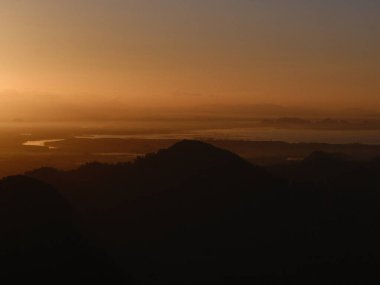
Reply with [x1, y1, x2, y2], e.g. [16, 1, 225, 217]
[157, 140, 246, 164]
[169, 139, 225, 153]
[130, 140, 255, 178]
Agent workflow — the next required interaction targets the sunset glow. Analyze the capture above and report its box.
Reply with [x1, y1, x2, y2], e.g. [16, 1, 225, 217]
[0, 0, 379, 120]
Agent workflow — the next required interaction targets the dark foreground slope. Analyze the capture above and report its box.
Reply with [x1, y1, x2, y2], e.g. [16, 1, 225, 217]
[0, 176, 127, 283]
[20, 140, 380, 283]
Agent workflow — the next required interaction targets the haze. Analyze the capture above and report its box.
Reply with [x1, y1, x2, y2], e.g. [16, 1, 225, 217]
[0, 0, 379, 121]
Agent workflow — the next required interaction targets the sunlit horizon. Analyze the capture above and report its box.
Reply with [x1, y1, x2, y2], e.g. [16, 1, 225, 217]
[0, 0, 379, 121]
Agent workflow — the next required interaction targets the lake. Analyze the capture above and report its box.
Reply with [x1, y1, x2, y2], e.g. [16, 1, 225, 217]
[22, 128, 380, 149]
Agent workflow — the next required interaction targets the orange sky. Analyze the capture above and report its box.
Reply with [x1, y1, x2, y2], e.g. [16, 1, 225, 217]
[0, 0, 379, 116]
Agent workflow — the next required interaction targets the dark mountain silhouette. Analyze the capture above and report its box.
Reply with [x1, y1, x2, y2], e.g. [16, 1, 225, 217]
[27, 140, 289, 283]
[268, 151, 380, 284]
[305, 150, 353, 162]
[9, 140, 380, 284]
[270, 150, 362, 182]
[0, 175, 127, 283]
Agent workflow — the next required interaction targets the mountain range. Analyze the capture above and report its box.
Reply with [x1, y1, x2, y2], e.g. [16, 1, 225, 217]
[1, 140, 380, 283]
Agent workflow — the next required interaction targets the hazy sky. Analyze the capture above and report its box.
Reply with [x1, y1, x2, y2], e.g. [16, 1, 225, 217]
[0, 0, 379, 113]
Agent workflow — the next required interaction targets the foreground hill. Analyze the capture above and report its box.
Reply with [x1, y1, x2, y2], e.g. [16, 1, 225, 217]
[20, 140, 380, 283]
[0, 175, 128, 283]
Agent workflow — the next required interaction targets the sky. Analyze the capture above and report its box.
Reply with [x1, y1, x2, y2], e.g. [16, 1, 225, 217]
[0, 0, 379, 119]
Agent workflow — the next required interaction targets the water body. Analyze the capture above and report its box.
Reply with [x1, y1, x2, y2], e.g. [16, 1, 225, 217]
[21, 128, 380, 149]
[23, 139, 65, 149]
[75, 128, 380, 145]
